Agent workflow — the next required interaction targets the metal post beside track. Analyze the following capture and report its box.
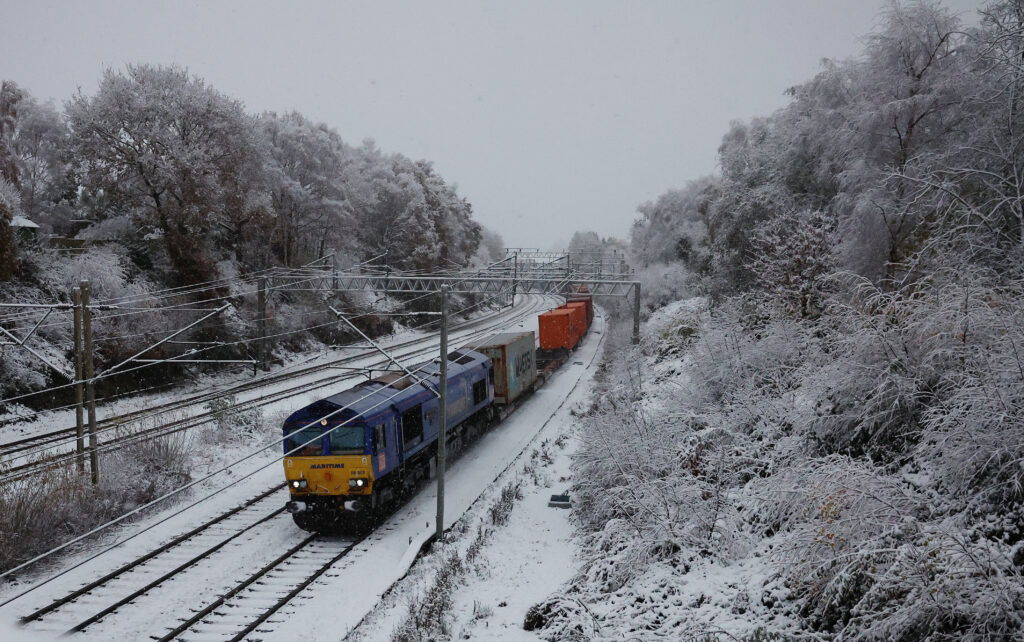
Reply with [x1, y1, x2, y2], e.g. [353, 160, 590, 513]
[511, 252, 518, 307]
[72, 289, 85, 473]
[80, 280, 99, 484]
[257, 277, 268, 371]
[436, 284, 449, 541]
[632, 282, 641, 345]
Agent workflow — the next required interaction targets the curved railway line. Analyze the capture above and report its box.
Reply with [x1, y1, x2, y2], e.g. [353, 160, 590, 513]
[0, 296, 550, 485]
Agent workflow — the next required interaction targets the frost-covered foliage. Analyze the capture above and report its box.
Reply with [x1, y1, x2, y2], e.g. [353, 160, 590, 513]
[0, 65, 483, 401]
[562, 2, 1024, 640]
[635, 261, 696, 312]
[0, 177, 18, 280]
[0, 429, 193, 573]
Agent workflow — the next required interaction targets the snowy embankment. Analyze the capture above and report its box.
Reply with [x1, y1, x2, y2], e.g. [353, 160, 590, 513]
[520, 298, 800, 642]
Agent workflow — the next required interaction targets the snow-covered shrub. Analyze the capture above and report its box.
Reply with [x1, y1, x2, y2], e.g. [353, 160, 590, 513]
[390, 552, 464, 642]
[747, 209, 836, 319]
[635, 261, 697, 313]
[203, 395, 265, 443]
[524, 595, 600, 640]
[487, 480, 522, 526]
[754, 456, 918, 630]
[0, 429, 193, 573]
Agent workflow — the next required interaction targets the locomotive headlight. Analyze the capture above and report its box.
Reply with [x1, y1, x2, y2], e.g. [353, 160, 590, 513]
[348, 478, 368, 488]
[291, 479, 308, 490]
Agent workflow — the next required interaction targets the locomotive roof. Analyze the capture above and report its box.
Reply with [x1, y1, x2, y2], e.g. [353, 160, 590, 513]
[318, 348, 489, 421]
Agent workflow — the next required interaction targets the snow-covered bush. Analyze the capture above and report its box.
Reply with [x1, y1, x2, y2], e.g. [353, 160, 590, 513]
[0, 177, 19, 280]
[0, 430, 193, 573]
[635, 261, 697, 313]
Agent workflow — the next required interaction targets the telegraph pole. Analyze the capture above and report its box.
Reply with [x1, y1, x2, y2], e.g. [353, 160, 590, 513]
[511, 252, 518, 307]
[72, 289, 85, 473]
[80, 281, 99, 484]
[331, 251, 338, 293]
[632, 282, 642, 345]
[257, 277, 268, 370]
[436, 284, 449, 541]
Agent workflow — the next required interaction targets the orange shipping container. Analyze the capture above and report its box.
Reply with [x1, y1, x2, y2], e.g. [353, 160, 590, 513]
[539, 309, 575, 350]
[566, 304, 586, 346]
[566, 294, 594, 326]
[566, 302, 589, 332]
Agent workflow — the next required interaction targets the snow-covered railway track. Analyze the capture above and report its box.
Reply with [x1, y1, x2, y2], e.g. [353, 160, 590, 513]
[154, 534, 359, 642]
[18, 484, 289, 635]
[0, 296, 549, 484]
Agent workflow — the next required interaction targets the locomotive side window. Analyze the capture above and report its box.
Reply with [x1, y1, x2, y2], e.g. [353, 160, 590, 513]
[373, 424, 386, 453]
[401, 406, 423, 448]
[473, 379, 487, 405]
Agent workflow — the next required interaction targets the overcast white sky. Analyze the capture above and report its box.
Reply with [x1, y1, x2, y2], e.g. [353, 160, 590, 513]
[1, 0, 983, 248]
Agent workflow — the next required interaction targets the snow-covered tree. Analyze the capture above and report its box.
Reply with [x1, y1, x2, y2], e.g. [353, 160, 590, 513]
[10, 93, 74, 233]
[747, 209, 836, 318]
[0, 80, 22, 186]
[260, 111, 352, 267]
[0, 177, 19, 279]
[66, 64, 261, 285]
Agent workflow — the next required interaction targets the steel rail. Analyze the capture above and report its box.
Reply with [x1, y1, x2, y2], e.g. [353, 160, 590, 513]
[0, 295, 524, 458]
[19, 483, 286, 624]
[154, 535, 359, 642]
[223, 538, 361, 642]
[65, 507, 289, 633]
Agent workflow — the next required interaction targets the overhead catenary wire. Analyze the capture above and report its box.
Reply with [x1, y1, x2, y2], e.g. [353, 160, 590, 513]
[0, 281, 513, 406]
[3, 294, 530, 463]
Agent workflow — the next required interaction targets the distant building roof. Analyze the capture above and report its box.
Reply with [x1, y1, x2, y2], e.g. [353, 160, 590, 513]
[10, 215, 39, 229]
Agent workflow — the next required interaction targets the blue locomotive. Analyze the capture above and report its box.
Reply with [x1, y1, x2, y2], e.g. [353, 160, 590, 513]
[282, 348, 496, 531]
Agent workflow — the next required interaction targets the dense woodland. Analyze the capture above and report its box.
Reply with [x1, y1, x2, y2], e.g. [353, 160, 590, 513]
[540, 2, 1024, 640]
[0, 67, 491, 404]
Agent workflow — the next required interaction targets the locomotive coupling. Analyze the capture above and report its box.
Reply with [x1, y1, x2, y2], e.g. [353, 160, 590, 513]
[285, 500, 308, 514]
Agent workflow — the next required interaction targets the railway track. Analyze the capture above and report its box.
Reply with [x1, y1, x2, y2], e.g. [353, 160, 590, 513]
[0, 296, 549, 484]
[154, 534, 359, 642]
[18, 483, 289, 635]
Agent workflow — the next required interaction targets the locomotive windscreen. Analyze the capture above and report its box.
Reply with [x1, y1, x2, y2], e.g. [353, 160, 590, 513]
[328, 425, 365, 454]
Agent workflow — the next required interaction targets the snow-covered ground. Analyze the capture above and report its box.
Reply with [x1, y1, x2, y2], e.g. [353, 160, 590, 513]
[0, 297, 602, 642]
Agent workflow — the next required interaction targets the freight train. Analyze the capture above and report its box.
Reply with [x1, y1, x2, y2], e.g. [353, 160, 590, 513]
[281, 296, 592, 531]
